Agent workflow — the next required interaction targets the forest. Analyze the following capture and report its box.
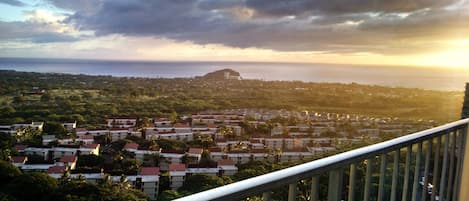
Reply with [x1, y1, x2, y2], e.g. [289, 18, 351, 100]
[0, 69, 464, 126]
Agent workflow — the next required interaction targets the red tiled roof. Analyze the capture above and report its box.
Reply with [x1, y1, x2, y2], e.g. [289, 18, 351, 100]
[47, 166, 66, 174]
[173, 123, 190, 128]
[208, 147, 222, 152]
[79, 135, 94, 140]
[215, 138, 227, 143]
[75, 128, 87, 132]
[169, 163, 186, 171]
[124, 143, 139, 150]
[140, 167, 160, 175]
[11, 156, 27, 163]
[161, 149, 185, 154]
[154, 118, 170, 121]
[14, 144, 27, 151]
[187, 148, 203, 154]
[250, 149, 267, 153]
[60, 156, 77, 163]
[217, 159, 236, 166]
[81, 144, 99, 149]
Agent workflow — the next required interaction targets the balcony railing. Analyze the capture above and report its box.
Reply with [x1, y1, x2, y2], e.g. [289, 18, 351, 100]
[174, 118, 469, 201]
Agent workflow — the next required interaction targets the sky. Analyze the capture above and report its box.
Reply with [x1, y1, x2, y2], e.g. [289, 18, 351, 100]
[0, 0, 468, 68]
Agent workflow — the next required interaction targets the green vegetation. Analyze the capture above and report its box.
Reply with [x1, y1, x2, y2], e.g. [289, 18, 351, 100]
[0, 70, 463, 126]
[0, 160, 147, 201]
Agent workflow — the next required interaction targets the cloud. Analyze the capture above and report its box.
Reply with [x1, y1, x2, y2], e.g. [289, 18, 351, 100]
[0, 20, 80, 43]
[244, 0, 458, 16]
[0, 10, 82, 43]
[35, 0, 469, 54]
[45, 0, 102, 15]
[0, 0, 26, 7]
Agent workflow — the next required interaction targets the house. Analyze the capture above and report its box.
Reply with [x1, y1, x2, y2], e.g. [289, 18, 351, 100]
[106, 118, 137, 128]
[62, 122, 77, 131]
[80, 144, 100, 155]
[186, 166, 219, 177]
[24, 147, 50, 160]
[173, 123, 192, 133]
[169, 164, 186, 190]
[42, 135, 57, 145]
[160, 150, 185, 170]
[217, 159, 238, 176]
[47, 165, 67, 175]
[137, 167, 161, 200]
[109, 128, 130, 141]
[51, 147, 78, 159]
[154, 118, 172, 127]
[10, 156, 28, 166]
[251, 149, 268, 162]
[226, 151, 251, 164]
[186, 148, 203, 164]
[208, 147, 225, 161]
[279, 149, 314, 163]
[264, 138, 284, 150]
[271, 125, 284, 136]
[56, 156, 77, 170]
[77, 134, 95, 145]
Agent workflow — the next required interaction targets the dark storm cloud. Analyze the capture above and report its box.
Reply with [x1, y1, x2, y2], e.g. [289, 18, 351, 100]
[0, 21, 80, 43]
[0, 0, 26, 7]
[245, 0, 458, 16]
[64, 0, 469, 54]
[46, 0, 102, 14]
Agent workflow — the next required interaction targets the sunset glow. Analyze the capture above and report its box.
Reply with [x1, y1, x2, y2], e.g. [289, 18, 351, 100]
[0, 0, 468, 68]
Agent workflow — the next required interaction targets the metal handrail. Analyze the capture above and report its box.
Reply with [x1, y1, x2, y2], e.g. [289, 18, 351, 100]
[174, 118, 469, 201]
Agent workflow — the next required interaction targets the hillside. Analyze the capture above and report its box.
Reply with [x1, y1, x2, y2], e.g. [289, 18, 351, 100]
[0, 70, 463, 124]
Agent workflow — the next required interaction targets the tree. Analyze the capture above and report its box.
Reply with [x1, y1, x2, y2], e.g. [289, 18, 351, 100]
[12, 96, 24, 104]
[179, 174, 230, 193]
[0, 160, 22, 185]
[0, 133, 16, 160]
[5, 172, 58, 201]
[40, 93, 52, 102]
[158, 190, 182, 201]
[43, 122, 67, 137]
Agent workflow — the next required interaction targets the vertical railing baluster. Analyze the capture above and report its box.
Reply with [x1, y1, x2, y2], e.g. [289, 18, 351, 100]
[364, 159, 373, 201]
[390, 150, 399, 201]
[452, 130, 464, 201]
[402, 145, 412, 201]
[348, 164, 356, 201]
[411, 142, 422, 201]
[262, 192, 271, 201]
[422, 140, 432, 201]
[439, 133, 450, 200]
[431, 136, 441, 201]
[311, 176, 319, 201]
[288, 183, 297, 201]
[328, 169, 342, 201]
[455, 127, 468, 200]
[446, 131, 456, 201]
[377, 154, 387, 201]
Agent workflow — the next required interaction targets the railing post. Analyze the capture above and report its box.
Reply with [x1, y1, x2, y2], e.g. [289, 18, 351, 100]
[311, 176, 319, 201]
[328, 168, 343, 201]
[364, 159, 373, 201]
[348, 164, 357, 201]
[377, 154, 387, 201]
[402, 145, 412, 201]
[458, 125, 469, 201]
[288, 183, 297, 201]
[411, 142, 422, 201]
[262, 192, 271, 201]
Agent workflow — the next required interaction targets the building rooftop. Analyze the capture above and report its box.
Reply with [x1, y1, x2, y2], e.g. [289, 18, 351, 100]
[140, 167, 160, 175]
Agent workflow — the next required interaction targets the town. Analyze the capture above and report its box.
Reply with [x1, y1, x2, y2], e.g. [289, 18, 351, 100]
[1, 109, 436, 200]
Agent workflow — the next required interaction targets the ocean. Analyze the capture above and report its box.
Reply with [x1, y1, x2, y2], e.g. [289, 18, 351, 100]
[1, 57, 468, 91]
